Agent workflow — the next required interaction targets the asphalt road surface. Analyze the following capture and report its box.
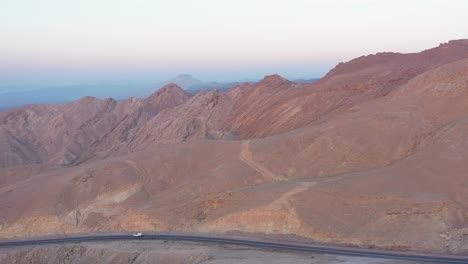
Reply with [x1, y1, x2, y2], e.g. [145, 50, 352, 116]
[0, 233, 467, 263]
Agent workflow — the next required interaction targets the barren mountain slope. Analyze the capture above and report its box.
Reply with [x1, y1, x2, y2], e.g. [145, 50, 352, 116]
[2, 41, 468, 169]
[80, 40, 468, 155]
[125, 89, 235, 151]
[1, 58, 468, 253]
[225, 40, 468, 139]
[0, 84, 191, 168]
[0, 104, 61, 167]
[204, 58, 468, 252]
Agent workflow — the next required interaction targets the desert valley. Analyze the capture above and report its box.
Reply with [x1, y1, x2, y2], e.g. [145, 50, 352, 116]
[1, 40, 468, 258]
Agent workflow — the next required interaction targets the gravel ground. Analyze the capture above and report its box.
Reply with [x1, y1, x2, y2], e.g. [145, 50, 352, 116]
[0, 240, 430, 264]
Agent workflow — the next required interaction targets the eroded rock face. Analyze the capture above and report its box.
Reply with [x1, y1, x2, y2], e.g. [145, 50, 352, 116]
[0, 84, 191, 168]
[125, 89, 234, 150]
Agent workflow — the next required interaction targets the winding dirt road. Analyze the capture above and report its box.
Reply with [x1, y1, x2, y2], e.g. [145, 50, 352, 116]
[240, 140, 285, 181]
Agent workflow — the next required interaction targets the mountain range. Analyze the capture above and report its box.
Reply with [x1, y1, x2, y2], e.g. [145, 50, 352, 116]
[153, 74, 318, 92]
[0, 75, 250, 110]
[1, 40, 468, 254]
[149, 74, 245, 94]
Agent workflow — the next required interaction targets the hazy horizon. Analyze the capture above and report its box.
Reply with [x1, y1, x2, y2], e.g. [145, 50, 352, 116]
[2, 0, 468, 92]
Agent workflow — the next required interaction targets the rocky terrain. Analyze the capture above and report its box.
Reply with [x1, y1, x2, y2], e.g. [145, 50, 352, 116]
[1, 40, 468, 255]
[0, 83, 191, 168]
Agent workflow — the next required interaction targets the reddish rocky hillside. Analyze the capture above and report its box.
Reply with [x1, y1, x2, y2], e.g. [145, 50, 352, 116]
[3, 40, 468, 169]
[1, 40, 468, 254]
[0, 84, 191, 168]
[225, 40, 468, 138]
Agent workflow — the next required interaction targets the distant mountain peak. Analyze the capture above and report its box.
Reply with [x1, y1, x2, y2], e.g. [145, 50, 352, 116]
[144, 83, 191, 111]
[176, 74, 197, 79]
[149, 83, 187, 98]
[160, 82, 184, 91]
[153, 74, 204, 90]
[259, 74, 289, 85]
[75, 95, 101, 105]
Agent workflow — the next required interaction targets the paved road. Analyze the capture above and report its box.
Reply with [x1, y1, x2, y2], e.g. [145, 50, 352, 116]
[0, 233, 467, 263]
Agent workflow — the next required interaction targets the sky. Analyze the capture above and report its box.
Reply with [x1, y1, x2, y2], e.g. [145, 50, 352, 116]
[1, 0, 468, 92]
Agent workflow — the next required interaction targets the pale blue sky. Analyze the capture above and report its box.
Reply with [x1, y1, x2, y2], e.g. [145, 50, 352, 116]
[1, 0, 467, 91]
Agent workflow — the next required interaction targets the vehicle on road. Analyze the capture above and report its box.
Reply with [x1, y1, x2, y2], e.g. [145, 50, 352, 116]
[132, 233, 143, 237]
